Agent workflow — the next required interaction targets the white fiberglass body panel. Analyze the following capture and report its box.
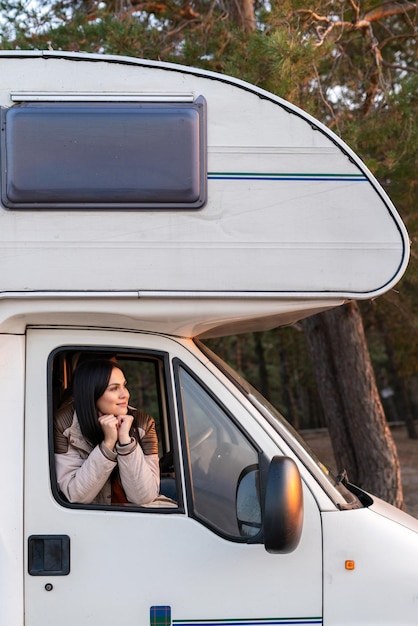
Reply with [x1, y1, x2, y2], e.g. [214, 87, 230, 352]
[0, 51, 409, 339]
[322, 502, 418, 625]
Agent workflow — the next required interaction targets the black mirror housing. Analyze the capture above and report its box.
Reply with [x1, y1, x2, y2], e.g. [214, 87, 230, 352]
[264, 456, 304, 554]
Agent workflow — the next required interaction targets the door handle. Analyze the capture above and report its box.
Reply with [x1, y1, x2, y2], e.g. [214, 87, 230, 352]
[28, 535, 70, 576]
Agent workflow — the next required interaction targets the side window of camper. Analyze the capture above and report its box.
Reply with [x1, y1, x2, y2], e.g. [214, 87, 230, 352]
[176, 365, 262, 540]
[50, 349, 180, 510]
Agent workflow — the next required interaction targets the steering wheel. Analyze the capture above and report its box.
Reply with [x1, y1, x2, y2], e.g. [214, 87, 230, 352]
[189, 425, 213, 450]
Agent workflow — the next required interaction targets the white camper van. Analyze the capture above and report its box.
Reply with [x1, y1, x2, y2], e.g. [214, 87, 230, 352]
[0, 51, 415, 626]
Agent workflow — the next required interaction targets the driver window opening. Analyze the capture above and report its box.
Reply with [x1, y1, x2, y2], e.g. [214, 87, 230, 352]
[177, 365, 262, 540]
[50, 349, 179, 510]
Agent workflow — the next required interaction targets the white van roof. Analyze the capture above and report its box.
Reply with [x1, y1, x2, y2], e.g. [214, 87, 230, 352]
[0, 51, 409, 337]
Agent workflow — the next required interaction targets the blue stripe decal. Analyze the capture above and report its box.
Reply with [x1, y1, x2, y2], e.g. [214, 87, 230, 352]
[150, 605, 322, 626]
[208, 172, 366, 182]
[173, 620, 322, 625]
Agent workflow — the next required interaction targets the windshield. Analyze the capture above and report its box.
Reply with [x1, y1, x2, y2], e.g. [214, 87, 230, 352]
[198, 340, 364, 510]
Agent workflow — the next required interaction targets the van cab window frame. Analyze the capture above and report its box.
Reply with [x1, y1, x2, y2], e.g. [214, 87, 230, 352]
[47, 345, 184, 513]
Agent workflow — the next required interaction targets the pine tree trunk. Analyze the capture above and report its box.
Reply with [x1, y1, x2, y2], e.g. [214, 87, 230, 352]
[302, 301, 404, 509]
[278, 339, 301, 429]
[253, 333, 270, 399]
[223, 0, 256, 32]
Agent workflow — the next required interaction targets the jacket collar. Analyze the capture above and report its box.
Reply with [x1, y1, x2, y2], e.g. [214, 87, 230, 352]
[64, 411, 94, 455]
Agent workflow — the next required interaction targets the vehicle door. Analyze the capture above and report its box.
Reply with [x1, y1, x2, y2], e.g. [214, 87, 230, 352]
[24, 327, 323, 626]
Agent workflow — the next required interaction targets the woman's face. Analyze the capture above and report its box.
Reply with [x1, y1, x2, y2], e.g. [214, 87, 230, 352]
[96, 367, 130, 417]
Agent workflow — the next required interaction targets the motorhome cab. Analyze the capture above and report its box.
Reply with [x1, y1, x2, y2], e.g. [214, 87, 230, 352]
[0, 51, 416, 626]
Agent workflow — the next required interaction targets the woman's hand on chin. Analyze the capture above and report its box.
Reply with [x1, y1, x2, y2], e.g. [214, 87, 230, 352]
[98, 413, 119, 450]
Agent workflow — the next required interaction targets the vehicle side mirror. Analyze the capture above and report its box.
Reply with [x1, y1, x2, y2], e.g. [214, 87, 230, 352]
[264, 456, 304, 554]
[236, 467, 262, 538]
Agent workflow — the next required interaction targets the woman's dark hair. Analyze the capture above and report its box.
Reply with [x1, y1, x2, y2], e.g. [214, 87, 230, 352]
[73, 359, 120, 446]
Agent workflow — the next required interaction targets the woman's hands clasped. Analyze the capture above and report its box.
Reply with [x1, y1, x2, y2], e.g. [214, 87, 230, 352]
[99, 413, 134, 449]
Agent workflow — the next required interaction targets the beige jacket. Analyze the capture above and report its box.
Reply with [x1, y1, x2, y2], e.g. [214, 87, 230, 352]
[54, 406, 160, 506]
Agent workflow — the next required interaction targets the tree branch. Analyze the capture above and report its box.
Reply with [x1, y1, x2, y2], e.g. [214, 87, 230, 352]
[297, 1, 418, 46]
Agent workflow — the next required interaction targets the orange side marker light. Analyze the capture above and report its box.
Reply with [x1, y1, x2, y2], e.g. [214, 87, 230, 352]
[345, 560, 355, 571]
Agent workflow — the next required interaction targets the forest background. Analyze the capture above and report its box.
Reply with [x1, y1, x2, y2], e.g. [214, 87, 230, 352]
[1, 0, 417, 508]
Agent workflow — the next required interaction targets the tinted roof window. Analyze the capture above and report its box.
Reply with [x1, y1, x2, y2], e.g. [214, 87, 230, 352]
[1, 99, 206, 209]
